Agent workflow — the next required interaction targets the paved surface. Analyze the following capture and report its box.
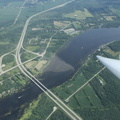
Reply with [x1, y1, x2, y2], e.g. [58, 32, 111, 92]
[14, 1, 83, 120]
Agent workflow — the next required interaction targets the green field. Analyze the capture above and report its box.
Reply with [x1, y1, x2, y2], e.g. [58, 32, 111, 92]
[23, 40, 120, 120]
[0, 1, 23, 22]
[1, 0, 120, 120]
[64, 9, 93, 20]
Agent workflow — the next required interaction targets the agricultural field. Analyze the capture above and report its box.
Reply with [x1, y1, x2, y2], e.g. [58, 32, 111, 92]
[1, 0, 120, 120]
[25, 40, 120, 120]
[0, 1, 23, 21]
[63, 8, 93, 20]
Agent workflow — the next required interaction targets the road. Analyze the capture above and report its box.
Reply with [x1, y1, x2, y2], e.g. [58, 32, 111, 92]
[65, 67, 106, 102]
[13, 0, 26, 25]
[0, 19, 71, 76]
[15, 0, 83, 120]
[22, 47, 40, 56]
[0, 49, 16, 73]
[0, 52, 45, 76]
[46, 106, 57, 120]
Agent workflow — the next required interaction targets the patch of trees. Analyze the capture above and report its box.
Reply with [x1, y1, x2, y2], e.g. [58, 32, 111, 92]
[77, 107, 120, 120]
[108, 40, 120, 52]
[0, 44, 15, 56]
[81, 59, 102, 79]
[102, 21, 120, 28]
[79, 44, 120, 119]
[100, 69, 120, 104]
[2, 55, 14, 64]
[88, 68, 120, 119]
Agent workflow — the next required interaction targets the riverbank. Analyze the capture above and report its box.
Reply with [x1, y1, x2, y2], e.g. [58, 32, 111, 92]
[24, 40, 120, 120]
[1, 27, 120, 120]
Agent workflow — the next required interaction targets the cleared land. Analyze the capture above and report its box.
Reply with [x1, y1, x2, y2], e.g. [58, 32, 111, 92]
[1, 0, 120, 120]
[35, 60, 47, 71]
[64, 8, 93, 20]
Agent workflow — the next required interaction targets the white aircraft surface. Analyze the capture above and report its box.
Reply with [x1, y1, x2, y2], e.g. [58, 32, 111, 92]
[97, 55, 120, 79]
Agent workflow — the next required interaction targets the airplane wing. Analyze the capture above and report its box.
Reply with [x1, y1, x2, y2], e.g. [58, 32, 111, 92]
[97, 55, 120, 79]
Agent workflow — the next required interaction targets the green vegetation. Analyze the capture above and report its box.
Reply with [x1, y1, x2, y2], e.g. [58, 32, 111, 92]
[1, 0, 120, 120]
[108, 41, 120, 52]
[19, 96, 40, 120]
[0, 68, 29, 99]
[24, 40, 120, 120]
[2, 55, 16, 70]
[64, 9, 93, 20]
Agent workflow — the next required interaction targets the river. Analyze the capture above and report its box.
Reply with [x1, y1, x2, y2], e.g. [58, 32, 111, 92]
[0, 28, 120, 120]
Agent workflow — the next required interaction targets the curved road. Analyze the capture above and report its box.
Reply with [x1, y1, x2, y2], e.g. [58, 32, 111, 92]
[15, 1, 83, 120]
[0, 49, 16, 73]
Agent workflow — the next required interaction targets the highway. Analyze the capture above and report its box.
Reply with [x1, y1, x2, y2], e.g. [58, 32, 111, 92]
[15, 0, 83, 120]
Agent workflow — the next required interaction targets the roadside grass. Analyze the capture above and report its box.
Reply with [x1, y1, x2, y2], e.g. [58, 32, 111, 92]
[26, 46, 40, 52]
[68, 96, 81, 109]
[21, 52, 37, 62]
[2, 61, 15, 71]
[53, 87, 70, 99]
[50, 110, 70, 120]
[2, 55, 16, 71]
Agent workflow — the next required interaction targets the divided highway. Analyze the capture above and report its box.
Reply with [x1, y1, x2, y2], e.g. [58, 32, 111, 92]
[15, 1, 83, 120]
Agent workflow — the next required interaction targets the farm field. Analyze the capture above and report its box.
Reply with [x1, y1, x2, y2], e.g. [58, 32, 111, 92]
[64, 9, 93, 20]
[1, 0, 120, 120]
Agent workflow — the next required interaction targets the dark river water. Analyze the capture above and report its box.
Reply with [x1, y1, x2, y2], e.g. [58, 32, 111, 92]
[0, 28, 120, 120]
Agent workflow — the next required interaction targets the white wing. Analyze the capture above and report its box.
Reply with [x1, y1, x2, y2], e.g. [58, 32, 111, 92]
[97, 55, 120, 79]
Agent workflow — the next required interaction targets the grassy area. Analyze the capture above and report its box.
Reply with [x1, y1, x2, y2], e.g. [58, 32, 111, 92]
[19, 0, 72, 21]
[35, 60, 47, 71]
[63, 8, 93, 20]
[21, 52, 37, 62]
[83, 84, 102, 107]
[0, 42, 9, 45]
[1, 0, 120, 119]
[2, 54, 16, 71]
[111, 7, 120, 16]
[24, 40, 120, 120]
[0, 1, 23, 22]
[19, 96, 41, 120]
[26, 46, 40, 52]
[54, 21, 71, 29]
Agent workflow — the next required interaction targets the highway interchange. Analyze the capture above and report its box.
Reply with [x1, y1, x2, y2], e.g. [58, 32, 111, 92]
[0, 0, 108, 119]
[0, 0, 83, 120]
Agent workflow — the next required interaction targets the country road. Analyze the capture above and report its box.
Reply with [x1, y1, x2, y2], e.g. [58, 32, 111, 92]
[13, 0, 26, 25]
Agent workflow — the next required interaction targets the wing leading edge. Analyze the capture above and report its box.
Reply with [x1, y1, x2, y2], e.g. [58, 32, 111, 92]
[97, 55, 120, 79]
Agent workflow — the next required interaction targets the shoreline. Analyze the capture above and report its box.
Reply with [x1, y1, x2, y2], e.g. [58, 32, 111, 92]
[1, 27, 120, 119]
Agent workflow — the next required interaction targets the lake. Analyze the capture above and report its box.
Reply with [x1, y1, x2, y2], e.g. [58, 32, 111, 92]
[0, 28, 120, 120]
